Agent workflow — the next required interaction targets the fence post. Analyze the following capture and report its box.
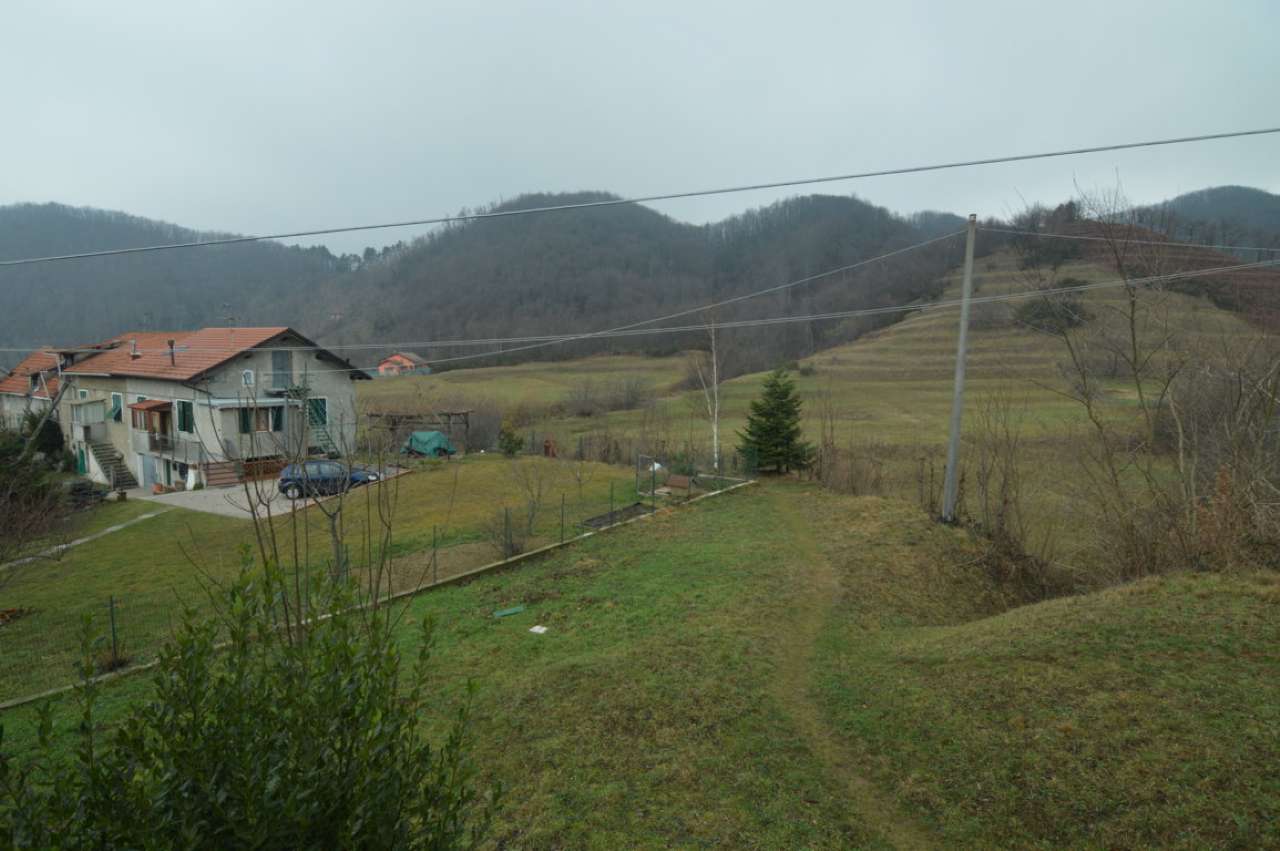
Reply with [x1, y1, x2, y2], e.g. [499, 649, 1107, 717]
[504, 507, 512, 558]
[108, 595, 120, 665]
[560, 493, 566, 543]
[609, 481, 615, 522]
[635, 454, 641, 497]
[651, 466, 657, 511]
[432, 524, 438, 584]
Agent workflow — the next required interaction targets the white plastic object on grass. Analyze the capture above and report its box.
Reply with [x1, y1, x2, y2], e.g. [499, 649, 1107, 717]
[529, 625, 548, 634]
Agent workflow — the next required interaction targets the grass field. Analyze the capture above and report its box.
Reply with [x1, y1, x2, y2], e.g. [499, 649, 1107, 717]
[0, 455, 644, 704]
[5, 482, 1276, 847]
[370, 248, 1260, 571]
[360, 352, 689, 413]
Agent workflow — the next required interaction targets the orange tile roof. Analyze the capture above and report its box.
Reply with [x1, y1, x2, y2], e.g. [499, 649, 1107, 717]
[65, 327, 290, 382]
[0, 349, 62, 398]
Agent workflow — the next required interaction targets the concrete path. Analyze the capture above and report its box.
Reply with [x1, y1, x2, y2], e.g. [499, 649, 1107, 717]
[1, 509, 169, 569]
[127, 483, 286, 519]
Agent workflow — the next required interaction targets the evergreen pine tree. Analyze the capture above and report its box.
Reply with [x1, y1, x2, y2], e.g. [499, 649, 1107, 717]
[737, 368, 813, 473]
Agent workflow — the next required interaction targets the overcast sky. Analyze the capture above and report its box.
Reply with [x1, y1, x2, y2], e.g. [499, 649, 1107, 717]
[4, 0, 1277, 253]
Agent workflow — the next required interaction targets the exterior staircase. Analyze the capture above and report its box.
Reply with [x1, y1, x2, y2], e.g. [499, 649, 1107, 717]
[203, 460, 243, 488]
[88, 440, 139, 490]
[284, 385, 339, 456]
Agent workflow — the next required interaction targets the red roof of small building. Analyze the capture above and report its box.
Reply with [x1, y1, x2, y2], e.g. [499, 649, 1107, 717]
[380, 351, 429, 366]
[64, 327, 290, 381]
[0, 349, 62, 398]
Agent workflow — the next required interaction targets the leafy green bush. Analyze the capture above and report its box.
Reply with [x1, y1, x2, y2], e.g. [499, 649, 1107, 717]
[0, 559, 498, 848]
[497, 422, 523, 457]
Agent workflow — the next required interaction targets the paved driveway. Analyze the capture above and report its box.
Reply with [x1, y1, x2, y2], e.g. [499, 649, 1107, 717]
[130, 468, 404, 519]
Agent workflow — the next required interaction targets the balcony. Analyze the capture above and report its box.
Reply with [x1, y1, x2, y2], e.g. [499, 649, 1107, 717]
[132, 430, 205, 462]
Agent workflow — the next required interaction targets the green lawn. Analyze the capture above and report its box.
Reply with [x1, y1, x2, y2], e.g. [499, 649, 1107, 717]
[6, 482, 1276, 848]
[0, 455, 643, 704]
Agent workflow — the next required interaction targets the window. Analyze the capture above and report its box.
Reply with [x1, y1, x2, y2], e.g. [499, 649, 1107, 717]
[110, 393, 123, 423]
[238, 406, 277, 433]
[271, 350, 292, 388]
[176, 400, 194, 433]
[242, 369, 255, 387]
[136, 395, 147, 403]
[78, 389, 88, 400]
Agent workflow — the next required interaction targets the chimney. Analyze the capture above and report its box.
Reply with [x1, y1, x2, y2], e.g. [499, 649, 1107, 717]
[167, 339, 176, 366]
[129, 338, 140, 360]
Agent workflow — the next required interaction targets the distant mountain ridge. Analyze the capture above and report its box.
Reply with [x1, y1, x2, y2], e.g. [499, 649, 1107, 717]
[3, 185, 1274, 374]
[1135, 186, 1280, 251]
[0, 203, 350, 359]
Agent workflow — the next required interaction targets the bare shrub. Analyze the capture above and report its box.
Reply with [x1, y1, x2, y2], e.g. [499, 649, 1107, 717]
[606, 377, 654, 411]
[483, 507, 529, 559]
[466, 401, 503, 451]
[508, 459, 556, 535]
[564, 380, 602, 417]
[967, 392, 1067, 598]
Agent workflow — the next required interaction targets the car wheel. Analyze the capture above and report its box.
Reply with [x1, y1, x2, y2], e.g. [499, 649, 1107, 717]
[282, 483, 302, 500]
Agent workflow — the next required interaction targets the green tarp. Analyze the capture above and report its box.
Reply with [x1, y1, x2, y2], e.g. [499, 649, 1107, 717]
[400, 430, 457, 457]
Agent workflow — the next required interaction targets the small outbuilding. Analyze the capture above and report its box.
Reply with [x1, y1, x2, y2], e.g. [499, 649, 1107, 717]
[400, 430, 457, 458]
[378, 352, 431, 377]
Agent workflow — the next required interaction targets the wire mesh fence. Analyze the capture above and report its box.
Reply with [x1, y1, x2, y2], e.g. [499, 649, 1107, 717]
[0, 454, 750, 708]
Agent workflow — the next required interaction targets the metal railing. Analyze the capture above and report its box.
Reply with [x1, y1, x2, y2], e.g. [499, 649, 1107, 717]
[131, 430, 206, 462]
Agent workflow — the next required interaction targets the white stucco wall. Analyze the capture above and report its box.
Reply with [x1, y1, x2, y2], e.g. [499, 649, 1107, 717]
[55, 336, 364, 486]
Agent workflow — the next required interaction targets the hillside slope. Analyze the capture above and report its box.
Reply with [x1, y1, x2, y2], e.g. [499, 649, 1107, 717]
[0, 203, 347, 363]
[0, 195, 964, 374]
[7, 481, 1275, 847]
[807, 488, 1280, 848]
[304, 192, 965, 372]
[1135, 185, 1280, 253]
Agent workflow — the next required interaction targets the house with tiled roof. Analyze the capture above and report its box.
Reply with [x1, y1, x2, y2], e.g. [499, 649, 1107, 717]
[377, 351, 431, 377]
[0, 349, 62, 431]
[54, 327, 369, 490]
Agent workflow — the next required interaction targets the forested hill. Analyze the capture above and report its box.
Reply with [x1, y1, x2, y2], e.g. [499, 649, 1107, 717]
[1134, 186, 1280, 252]
[0, 203, 361, 357]
[0, 195, 966, 373]
[294, 193, 968, 372]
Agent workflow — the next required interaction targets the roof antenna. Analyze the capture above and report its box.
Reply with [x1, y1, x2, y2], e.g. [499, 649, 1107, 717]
[167, 339, 176, 366]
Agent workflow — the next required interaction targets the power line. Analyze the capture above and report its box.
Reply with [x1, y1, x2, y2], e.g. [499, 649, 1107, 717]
[85, 255, 1277, 379]
[5, 230, 963, 355]
[979, 226, 1280, 254]
[2, 126, 1278, 268]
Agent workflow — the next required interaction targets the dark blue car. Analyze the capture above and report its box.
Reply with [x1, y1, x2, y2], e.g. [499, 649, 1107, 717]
[279, 460, 380, 499]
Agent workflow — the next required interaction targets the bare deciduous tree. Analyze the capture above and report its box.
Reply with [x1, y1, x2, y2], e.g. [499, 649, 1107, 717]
[686, 322, 725, 471]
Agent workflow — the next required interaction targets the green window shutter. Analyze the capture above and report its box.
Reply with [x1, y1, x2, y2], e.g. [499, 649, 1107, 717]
[270, 406, 283, 432]
[238, 408, 251, 434]
[177, 401, 194, 433]
[110, 393, 123, 422]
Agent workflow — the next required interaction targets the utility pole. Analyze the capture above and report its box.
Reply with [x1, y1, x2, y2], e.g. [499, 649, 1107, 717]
[941, 214, 978, 523]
